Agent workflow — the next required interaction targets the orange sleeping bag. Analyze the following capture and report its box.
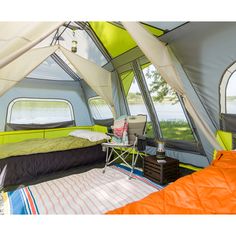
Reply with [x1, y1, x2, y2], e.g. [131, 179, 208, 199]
[107, 151, 236, 214]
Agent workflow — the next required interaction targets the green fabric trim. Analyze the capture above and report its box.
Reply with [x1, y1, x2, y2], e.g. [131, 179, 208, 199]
[0, 126, 106, 144]
[213, 130, 233, 159]
[216, 130, 232, 150]
[1, 130, 45, 144]
[142, 24, 164, 37]
[0, 136, 105, 160]
[179, 163, 202, 171]
[121, 70, 134, 96]
[93, 125, 108, 133]
[89, 22, 163, 58]
[121, 62, 151, 96]
[90, 22, 137, 58]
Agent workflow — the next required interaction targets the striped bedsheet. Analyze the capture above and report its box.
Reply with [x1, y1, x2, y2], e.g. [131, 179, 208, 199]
[1, 165, 163, 215]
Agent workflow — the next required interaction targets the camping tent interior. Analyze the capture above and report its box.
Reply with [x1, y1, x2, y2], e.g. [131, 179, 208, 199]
[1, 21, 236, 214]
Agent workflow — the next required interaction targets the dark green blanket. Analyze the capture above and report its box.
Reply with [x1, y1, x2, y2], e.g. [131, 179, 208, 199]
[0, 136, 105, 160]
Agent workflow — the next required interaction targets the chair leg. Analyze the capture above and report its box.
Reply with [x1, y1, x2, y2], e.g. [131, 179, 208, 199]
[129, 151, 138, 179]
[103, 146, 110, 173]
[129, 151, 140, 180]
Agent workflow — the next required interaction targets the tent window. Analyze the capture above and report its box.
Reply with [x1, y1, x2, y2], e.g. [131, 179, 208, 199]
[6, 98, 74, 129]
[226, 71, 236, 114]
[36, 25, 108, 67]
[27, 56, 75, 81]
[142, 65, 195, 141]
[88, 97, 113, 120]
[220, 63, 236, 114]
[126, 77, 155, 138]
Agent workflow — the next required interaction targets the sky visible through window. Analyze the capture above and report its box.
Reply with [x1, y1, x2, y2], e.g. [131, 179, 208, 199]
[227, 72, 236, 97]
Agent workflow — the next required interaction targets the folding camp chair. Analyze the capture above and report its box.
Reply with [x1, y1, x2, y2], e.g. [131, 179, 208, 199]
[102, 115, 147, 179]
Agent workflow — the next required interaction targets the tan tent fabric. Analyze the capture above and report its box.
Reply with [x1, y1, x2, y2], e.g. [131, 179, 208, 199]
[122, 21, 222, 150]
[0, 42, 115, 115]
[122, 22, 184, 96]
[60, 46, 115, 115]
[0, 22, 63, 69]
[183, 98, 222, 150]
[0, 46, 59, 96]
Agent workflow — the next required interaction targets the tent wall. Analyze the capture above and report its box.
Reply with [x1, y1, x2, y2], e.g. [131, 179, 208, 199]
[0, 78, 93, 131]
[160, 22, 236, 130]
[80, 79, 97, 99]
[80, 71, 129, 118]
[1, 21, 234, 167]
[146, 146, 209, 167]
[111, 71, 129, 117]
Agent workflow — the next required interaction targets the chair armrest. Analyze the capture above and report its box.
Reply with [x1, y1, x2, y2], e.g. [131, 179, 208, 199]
[134, 134, 146, 140]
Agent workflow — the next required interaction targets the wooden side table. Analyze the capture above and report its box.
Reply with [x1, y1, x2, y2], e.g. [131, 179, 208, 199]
[143, 155, 179, 185]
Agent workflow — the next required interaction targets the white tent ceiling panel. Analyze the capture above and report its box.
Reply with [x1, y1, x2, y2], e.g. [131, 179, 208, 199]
[0, 45, 58, 96]
[35, 26, 67, 49]
[0, 22, 63, 69]
[60, 46, 114, 113]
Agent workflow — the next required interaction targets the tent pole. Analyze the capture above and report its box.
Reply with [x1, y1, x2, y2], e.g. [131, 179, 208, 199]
[132, 60, 162, 139]
[115, 70, 130, 116]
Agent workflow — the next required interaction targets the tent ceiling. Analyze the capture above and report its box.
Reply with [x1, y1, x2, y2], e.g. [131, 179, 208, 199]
[89, 21, 164, 58]
[144, 22, 187, 31]
[0, 21, 192, 97]
[29, 21, 188, 74]
[27, 56, 75, 81]
[36, 24, 108, 66]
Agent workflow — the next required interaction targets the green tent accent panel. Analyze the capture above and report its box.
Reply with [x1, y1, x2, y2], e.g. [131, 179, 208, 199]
[121, 70, 134, 96]
[121, 63, 151, 96]
[89, 22, 163, 58]
[142, 24, 164, 37]
[216, 130, 232, 150]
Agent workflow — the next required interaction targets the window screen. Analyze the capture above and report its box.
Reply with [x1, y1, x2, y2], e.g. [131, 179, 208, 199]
[7, 98, 74, 125]
[226, 71, 236, 114]
[27, 56, 75, 81]
[142, 64, 195, 141]
[126, 77, 155, 138]
[88, 97, 113, 120]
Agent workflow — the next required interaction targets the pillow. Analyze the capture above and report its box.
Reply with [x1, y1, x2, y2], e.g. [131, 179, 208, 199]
[111, 116, 128, 144]
[69, 130, 110, 142]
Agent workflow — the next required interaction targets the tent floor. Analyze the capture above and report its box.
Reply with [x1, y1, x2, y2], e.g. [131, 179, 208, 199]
[1, 159, 195, 193]
[0, 162, 195, 215]
[2, 161, 105, 193]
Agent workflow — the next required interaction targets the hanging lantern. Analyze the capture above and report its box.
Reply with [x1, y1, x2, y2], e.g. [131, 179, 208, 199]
[71, 29, 78, 53]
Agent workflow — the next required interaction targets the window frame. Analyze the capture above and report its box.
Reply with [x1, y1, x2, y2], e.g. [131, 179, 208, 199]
[139, 62, 198, 142]
[88, 96, 114, 121]
[220, 62, 236, 114]
[125, 75, 157, 139]
[6, 97, 75, 126]
[122, 60, 204, 154]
